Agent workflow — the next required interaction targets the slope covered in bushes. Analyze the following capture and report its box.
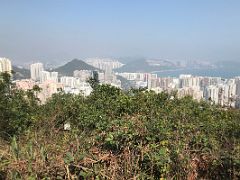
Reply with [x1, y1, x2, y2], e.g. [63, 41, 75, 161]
[0, 72, 240, 179]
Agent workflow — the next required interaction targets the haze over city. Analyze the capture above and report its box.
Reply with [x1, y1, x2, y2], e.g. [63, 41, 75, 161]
[1, 0, 240, 64]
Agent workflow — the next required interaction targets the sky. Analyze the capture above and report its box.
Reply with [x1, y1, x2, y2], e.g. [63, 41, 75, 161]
[0, 0, 240, 64]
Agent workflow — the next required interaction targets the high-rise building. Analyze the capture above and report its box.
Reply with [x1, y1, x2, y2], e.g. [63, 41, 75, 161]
[40, 71, 50, 83]
[104, 67, 112, 81]
[50, 72, 58, 83]
[235, 77, 240, 108]
[60, 76, 76, 88]
[39, 71, 58, 83]
[205, 85, 219, 104]
[38, 81, 63, 103]
[179, 74, 201, 89]
[92, 70, 99, 82]
[0, 57, 12, 74]
[147, 73, 157, 90]
[30, 63, 44, 81]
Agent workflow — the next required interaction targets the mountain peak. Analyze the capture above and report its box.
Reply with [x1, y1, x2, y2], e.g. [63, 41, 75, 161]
[53, 59, 98, 76]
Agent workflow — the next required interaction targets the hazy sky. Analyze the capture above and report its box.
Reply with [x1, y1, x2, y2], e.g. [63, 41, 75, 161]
[0, 0, 240, 64]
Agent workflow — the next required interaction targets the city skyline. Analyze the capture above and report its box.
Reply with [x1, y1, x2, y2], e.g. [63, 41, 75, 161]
[10, 57, 240, 108]
[1, 1, 240, 64]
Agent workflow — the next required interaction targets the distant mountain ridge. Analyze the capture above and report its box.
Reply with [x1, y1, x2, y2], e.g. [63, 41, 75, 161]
[12, 59, 240, 80]
[115, 58, 177, 73]
[53, 59, 99, 76]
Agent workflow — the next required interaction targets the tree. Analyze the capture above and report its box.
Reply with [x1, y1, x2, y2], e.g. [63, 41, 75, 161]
[87, 77, 99, 90]
[0, 72, 39, 139]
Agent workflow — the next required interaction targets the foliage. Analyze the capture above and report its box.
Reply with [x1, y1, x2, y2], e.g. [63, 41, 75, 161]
[87, 77, 100, 90]
[0, 72, 39, 139]
[0, 76, 240, 179]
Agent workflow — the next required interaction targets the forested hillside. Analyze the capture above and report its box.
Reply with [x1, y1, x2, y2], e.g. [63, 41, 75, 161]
[0, 72, 240, 179]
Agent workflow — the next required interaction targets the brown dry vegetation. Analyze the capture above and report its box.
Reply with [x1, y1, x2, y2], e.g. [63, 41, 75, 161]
[0, 72, 240, 179]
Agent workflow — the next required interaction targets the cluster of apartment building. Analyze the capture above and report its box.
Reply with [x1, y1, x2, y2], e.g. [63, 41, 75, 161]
[16, 59, 122, 103]
[117, 72, 240, 108]
[15, 62, 93, 103]
[84, 58, 122, 87]
[85, 58, 124, 71]
[15, 63, 61, 103]
[2, 57, 240, 108]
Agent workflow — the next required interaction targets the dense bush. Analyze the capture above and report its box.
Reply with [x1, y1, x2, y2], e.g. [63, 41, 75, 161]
[0, 77, 240, 179]
[0, 72, 39, 139]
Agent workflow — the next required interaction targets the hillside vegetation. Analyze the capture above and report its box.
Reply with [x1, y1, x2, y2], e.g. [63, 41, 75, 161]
[0, 72, 240, 179]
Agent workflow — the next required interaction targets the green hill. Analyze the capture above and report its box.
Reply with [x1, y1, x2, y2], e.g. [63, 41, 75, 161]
[53, 59, 99, 76]
[12, 66, 30, 80]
